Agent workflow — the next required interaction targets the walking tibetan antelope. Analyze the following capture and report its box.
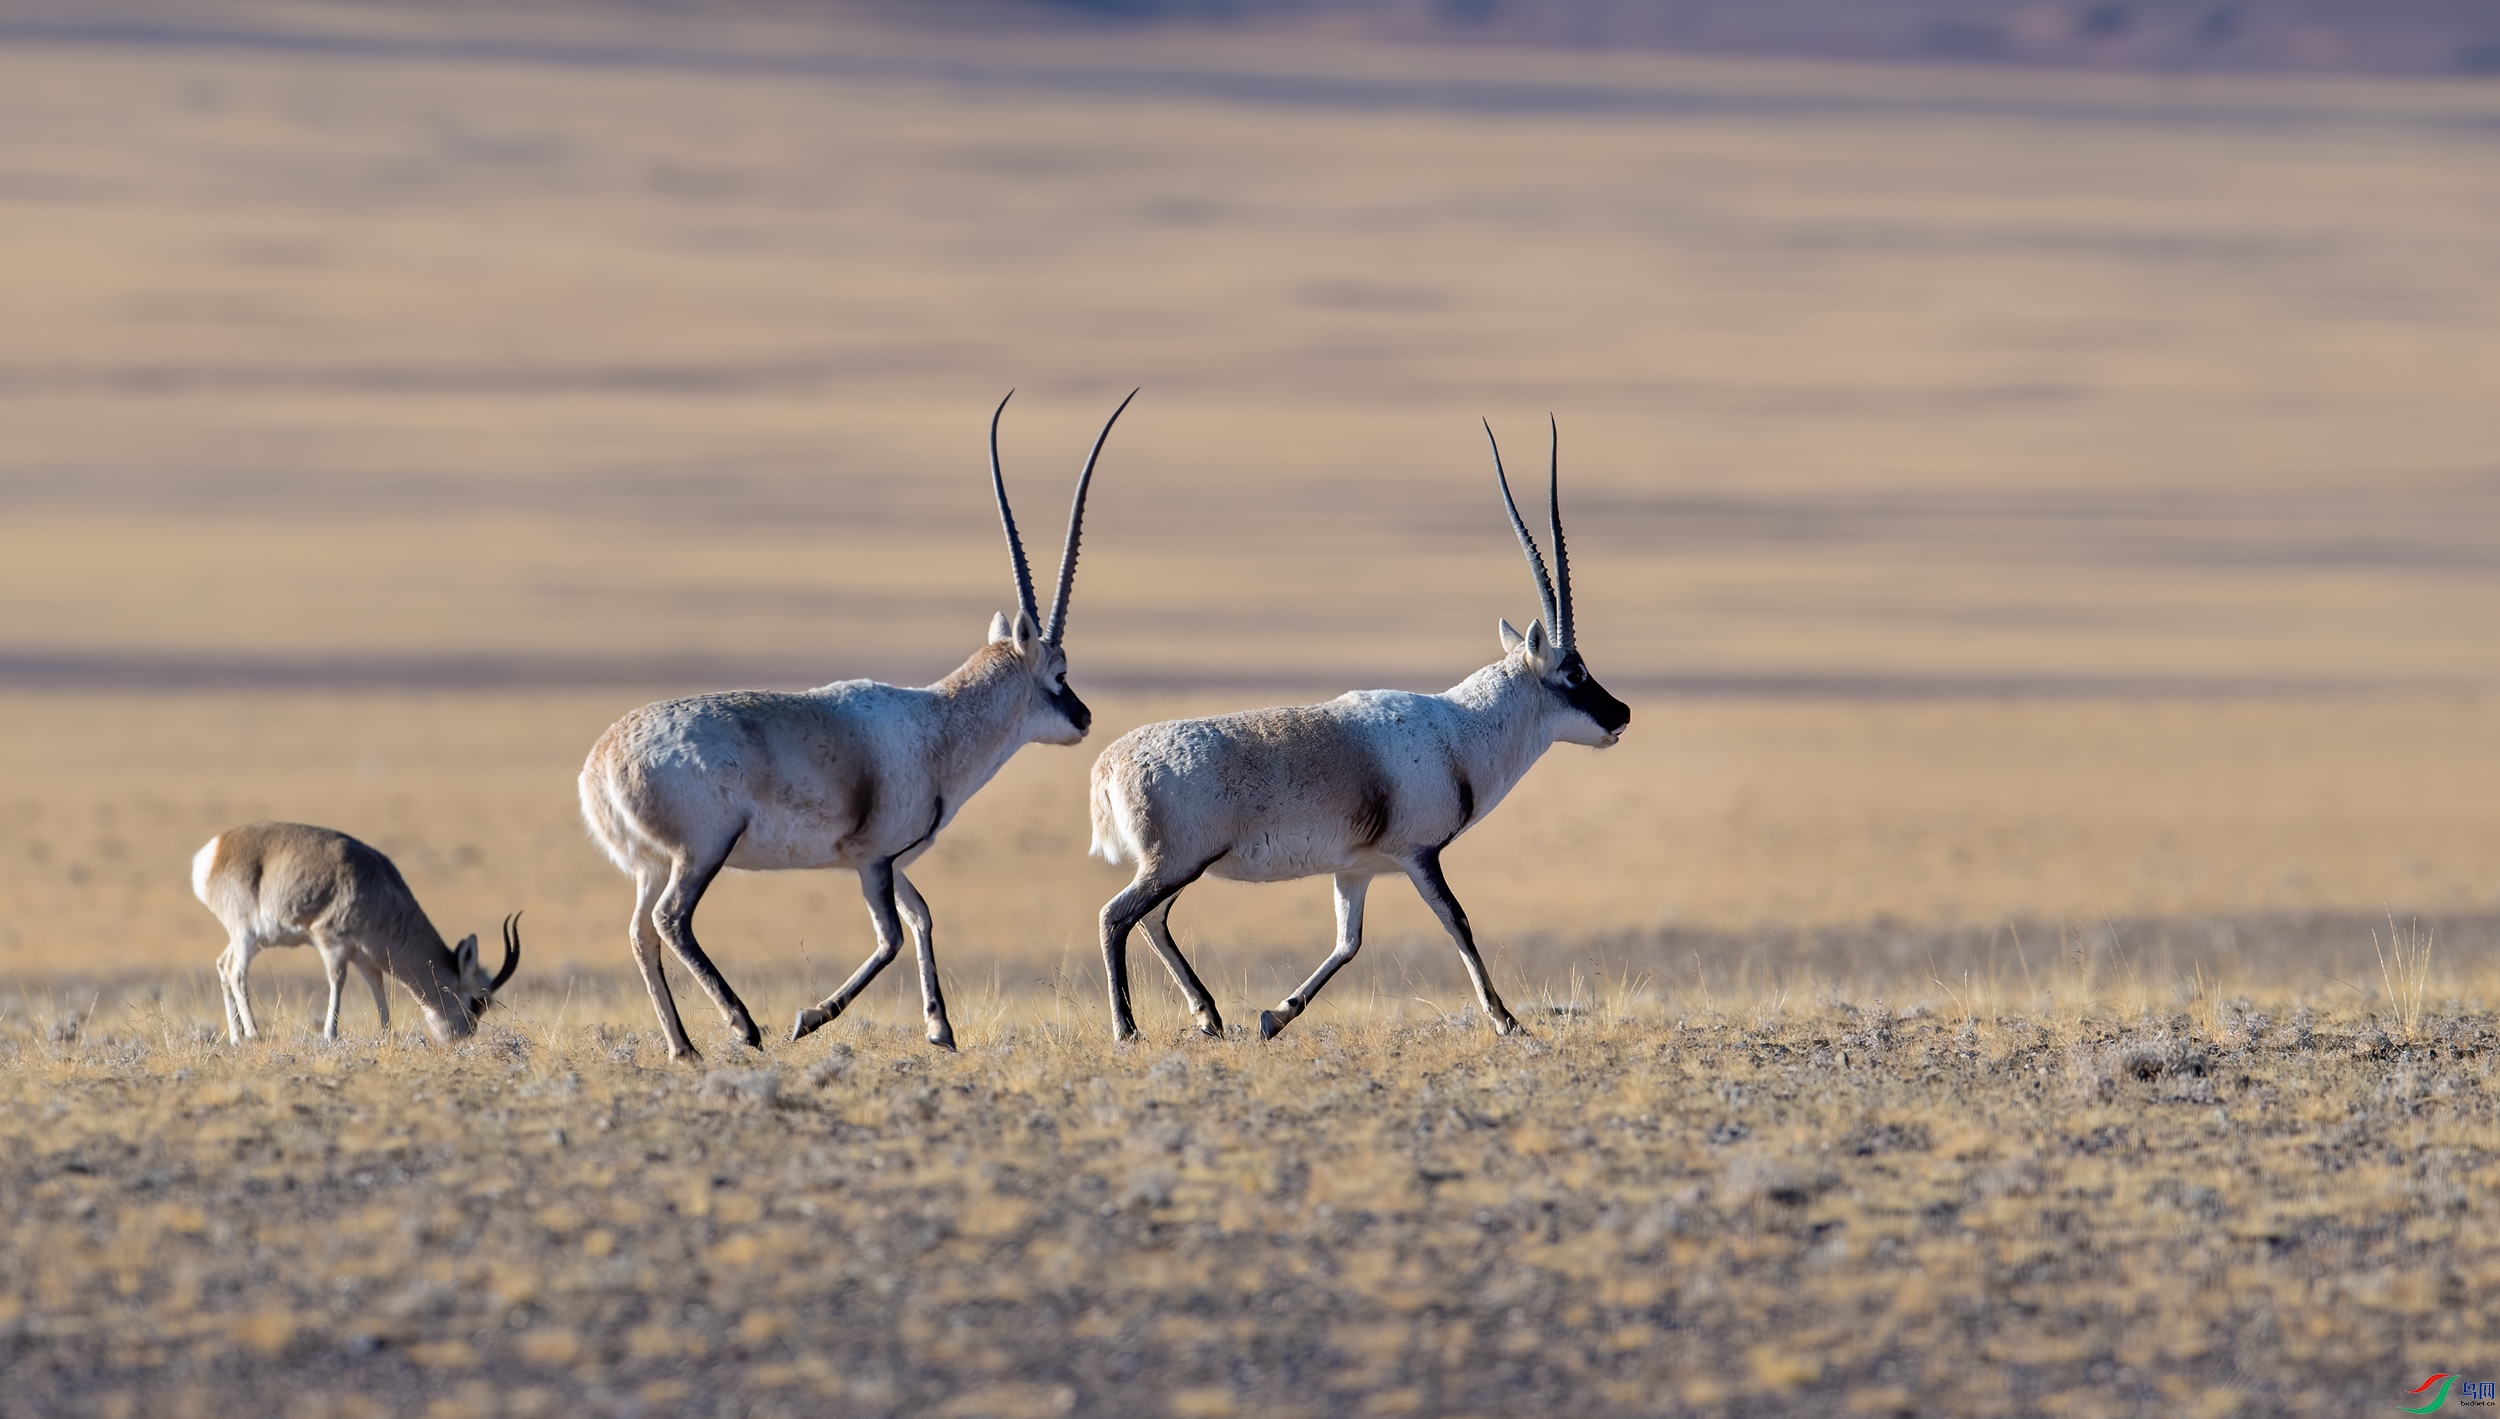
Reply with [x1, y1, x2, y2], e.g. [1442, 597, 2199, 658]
[1090, 418, 1629, 1043]
[580, 392, 1132, 1060]
[192, 822, 521, 1044]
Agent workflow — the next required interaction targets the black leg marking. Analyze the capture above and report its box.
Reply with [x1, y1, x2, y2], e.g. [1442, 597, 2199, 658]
[1100, 855, 1221, 1045]
[1140, 892, 1222, 1037]
[793, 856, 909, 1042]
[1405, 848, 1522, 1036]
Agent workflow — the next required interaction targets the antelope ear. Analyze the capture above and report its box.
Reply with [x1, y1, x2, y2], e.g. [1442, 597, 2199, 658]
[989, 611, 1014, 645]
[454, 933, 479, 970]
[1010, 607, 1041, 655]
[1521, 618, 1559, 674]
[1498, 618, 1526, 654]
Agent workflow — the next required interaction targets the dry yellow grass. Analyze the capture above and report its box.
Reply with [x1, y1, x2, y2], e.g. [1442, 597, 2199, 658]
[5, 985, 2492, 1418]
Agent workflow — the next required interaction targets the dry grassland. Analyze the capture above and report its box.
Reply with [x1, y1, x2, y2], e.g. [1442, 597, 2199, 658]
[6, 983, 2495, 1419]
[2, 686, 2498, 1415]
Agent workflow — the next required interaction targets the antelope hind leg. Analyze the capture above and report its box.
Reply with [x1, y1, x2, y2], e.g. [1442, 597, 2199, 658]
[1140, 892, 1223, 1037]
[629, 863, 701, 1061]
[654, 839, 763, 1052]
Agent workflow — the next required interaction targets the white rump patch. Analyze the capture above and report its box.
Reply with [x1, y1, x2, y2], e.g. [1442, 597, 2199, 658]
[189, 835, 222, 906]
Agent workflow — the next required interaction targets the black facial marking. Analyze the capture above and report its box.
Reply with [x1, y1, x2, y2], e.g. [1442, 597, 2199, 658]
[1552, 652, 1631, 734]
[1352, 785, 1393, 849]
[1052, 683, 1092, 735]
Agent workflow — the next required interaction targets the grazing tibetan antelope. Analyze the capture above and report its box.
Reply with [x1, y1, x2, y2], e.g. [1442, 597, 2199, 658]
[579, 391, 1132, 1060]
[1090, 418, 1630, 1043]
[191, 822, 521, 1044]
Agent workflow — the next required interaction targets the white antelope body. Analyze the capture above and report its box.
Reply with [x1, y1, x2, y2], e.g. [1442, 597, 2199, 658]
[1090, 419, 1630, 1042]
[191, 822, 521, 1044]
[579, 392, 1131, 1060]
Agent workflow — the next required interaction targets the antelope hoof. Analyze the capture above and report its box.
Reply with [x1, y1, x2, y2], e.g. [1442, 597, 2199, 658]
[1193, 1009, 1224, 1039]
[1492, 1012, 1525, 1037]
[790, 1006, 835, 1042]
[1257, 1008, 1291, 1041]
[669, 1042, 702, 1063]
[926, 1021, 958, 1051]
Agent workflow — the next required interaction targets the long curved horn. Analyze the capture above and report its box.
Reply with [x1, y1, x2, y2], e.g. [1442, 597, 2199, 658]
[1547, 414, 1572, 653]
[491, 912, 521, 991]
[989, 390, 1041, 629]
[1043, 387, 1139, 646]
[1485, 419, 1559, 639]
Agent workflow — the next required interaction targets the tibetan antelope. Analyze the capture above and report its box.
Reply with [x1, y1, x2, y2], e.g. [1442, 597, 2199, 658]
[191, 822, 521, 1044]
[1090, 418, 1630, 1043]
[579, 391, 1132, 1060]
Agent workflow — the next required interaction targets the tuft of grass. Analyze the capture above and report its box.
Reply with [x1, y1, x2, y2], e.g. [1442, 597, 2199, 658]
[2373, 914, 2439, 1043]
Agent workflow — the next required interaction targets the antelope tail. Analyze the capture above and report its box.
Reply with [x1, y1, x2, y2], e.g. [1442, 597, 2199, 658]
[1088, 764, 1130, 867]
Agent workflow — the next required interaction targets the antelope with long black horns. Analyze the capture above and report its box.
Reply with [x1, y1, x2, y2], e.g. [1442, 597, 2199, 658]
[1088, 417, 1629, 1044]
[581, 391, 1134, 1060]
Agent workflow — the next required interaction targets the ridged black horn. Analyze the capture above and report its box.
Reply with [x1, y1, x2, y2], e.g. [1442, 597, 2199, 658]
[989, 391, 1041, 630]
[1547, 414, 1572, 653]
[1485, 419, 1559, 642]
[1043, 388, 1139, 646]
[491, 912, 521, 991]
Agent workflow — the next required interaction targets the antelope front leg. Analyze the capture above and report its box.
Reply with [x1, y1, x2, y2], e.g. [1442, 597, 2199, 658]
[1404, 849, 1522, 1036]
[892, 870, 955, 1050]
[792, 858, 906, 1042]
[1259, 873, 1369, 1041]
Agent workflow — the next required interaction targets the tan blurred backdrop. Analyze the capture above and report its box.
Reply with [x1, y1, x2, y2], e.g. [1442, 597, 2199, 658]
[3, 3, 2498, 1008]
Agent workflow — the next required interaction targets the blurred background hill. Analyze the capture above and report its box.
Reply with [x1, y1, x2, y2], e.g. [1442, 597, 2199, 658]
[15, 0, 2500, 76]
[3, 0, 2499, 983]
[1, 0, 2496, 694]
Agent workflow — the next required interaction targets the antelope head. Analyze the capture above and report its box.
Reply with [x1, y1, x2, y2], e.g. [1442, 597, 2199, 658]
[1487, 417, 1631, 748]
[984, 389, 1136, 746]
[446, 913, 523, 1026]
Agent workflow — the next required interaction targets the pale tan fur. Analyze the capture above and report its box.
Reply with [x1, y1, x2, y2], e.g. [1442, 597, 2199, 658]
[191, 822, 519, 1044]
